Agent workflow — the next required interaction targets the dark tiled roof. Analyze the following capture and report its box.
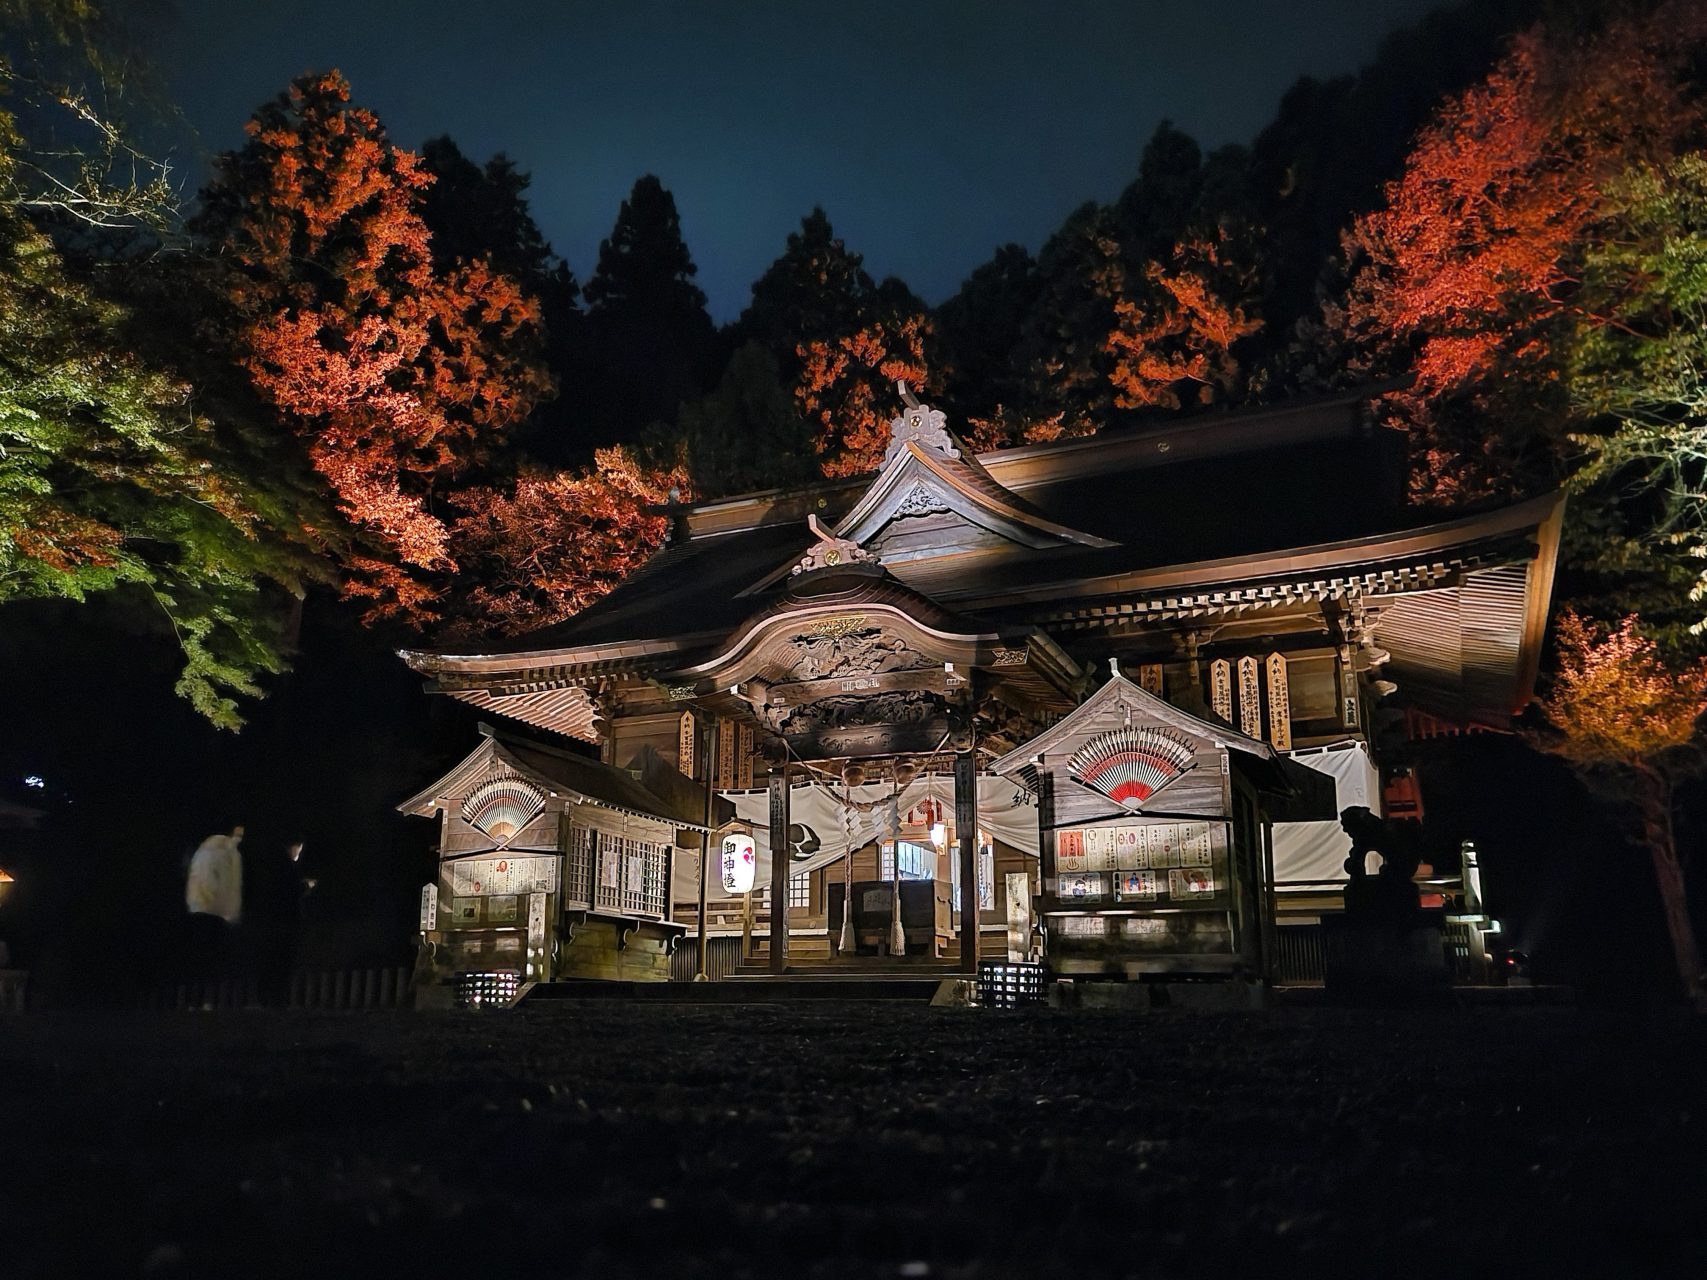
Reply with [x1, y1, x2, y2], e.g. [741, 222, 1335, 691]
[456, 397, 1426, 658]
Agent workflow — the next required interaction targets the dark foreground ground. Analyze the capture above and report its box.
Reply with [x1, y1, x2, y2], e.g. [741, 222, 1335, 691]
[3, 1003, 1704, 1279]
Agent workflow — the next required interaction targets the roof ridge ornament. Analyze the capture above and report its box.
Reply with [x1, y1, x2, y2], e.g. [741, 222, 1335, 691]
[792, 513, 879, 577]
[885, 380, 960, 466]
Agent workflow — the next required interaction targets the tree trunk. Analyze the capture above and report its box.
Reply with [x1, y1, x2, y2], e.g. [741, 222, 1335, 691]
[1637, 766, 1707, 1014]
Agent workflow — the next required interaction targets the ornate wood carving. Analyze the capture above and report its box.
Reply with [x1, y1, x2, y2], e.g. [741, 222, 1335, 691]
[792, 513, 877, 577]
[783, 626, 931, 683]
[765, 688, 950, 759]
[883, 389, 960, 466]
[770, 664, 947, 708]
[895, 480, 951, 517]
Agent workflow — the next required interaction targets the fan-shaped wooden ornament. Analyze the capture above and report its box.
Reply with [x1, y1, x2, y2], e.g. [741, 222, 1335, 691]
[1067, 728, 1195, 809]
[460, 777, 547, 844]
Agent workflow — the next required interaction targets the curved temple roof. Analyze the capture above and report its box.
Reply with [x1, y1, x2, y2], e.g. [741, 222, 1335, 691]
[402, 391, 1564, 742]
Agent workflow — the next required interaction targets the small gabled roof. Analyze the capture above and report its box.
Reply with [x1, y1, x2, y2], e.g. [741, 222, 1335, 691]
[990, 669, 1338, 818]
[834, 437, 1118, 555]
[990, 667, 1276, 777]
[397, 728, 712, 832]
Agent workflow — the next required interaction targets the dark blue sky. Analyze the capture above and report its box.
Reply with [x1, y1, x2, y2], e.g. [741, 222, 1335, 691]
[160, 0, 1447, 322]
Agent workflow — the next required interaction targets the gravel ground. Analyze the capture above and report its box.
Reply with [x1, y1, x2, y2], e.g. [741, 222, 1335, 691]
[2, 1003, 1704, 1279]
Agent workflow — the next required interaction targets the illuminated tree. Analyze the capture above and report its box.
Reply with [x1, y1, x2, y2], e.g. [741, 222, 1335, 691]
[1106, 234, 1261, 411]
[796, 284, 941, 479]
[1569, 153, 1707, 641]
[1009, 201, 1126, 438]
[1539, 610, 1707, 1011]
[0, 112, 330, 728]
[448, 447, 690, 637]
[194, 72, 551, 622]
[1341, 2, 1707, 500]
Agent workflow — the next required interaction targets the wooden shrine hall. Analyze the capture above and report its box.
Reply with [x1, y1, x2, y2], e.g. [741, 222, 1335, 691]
[400, 386, 1562, 986]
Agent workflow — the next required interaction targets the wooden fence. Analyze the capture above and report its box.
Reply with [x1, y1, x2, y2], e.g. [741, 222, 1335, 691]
[143, 966, 415, 1011]
[668, 936, 745, 982]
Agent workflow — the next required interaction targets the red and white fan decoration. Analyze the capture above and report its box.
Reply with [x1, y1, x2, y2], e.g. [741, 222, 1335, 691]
[460, 777, 547, 845]
[1067, 727, 1195, 810]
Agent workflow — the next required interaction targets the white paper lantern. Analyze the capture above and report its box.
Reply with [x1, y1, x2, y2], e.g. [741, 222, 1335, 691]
[720, 833, 756, 895]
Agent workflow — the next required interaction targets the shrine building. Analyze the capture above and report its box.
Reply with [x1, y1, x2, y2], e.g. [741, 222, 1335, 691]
[398, 387, 1562, 990]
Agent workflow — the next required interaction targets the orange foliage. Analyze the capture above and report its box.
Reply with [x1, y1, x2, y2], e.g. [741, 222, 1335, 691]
[1106, 237, 1259, 410]
[448, 448, 690, 637]
[960, 405, 1093, 454]
[1343, 3, 1707, 498]
[796, 312, 940, 478]
[1541, 610, 1707, 767]
[204, 71, 551, 618]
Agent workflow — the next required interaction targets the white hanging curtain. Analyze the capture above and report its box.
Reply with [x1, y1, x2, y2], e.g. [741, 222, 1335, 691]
[1270, 742, 1377, 886]
[674, 774, 1038, 900]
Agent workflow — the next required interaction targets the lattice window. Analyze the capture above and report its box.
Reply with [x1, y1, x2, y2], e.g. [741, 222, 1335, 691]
[593, 832, 667, 920]
[561, 824, 594, 908]
[787, 874, 811, 910]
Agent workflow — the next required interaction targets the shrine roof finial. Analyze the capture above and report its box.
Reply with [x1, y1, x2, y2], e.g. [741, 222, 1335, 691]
[885, 382, 959, 467]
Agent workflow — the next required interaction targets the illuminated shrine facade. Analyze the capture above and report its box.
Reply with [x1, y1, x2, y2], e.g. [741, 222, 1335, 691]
[400, 388, 1562, 983]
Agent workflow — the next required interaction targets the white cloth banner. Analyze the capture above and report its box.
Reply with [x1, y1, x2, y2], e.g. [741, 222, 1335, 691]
[1270, 742, 1378, 886]
[671, 775, 1039, 903]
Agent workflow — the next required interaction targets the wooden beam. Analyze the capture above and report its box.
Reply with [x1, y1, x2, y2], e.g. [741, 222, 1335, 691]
[769, 764, 790, 974]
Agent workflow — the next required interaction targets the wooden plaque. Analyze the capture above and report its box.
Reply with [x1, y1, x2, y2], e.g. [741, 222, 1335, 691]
[1209, 658, 1233, 725]
[1138, 663, 1164, 698]
[678, 711, 696, 778]
[736, 722, 755, 790]
[1237, 655, 1262, 740]
[718, 716, 737, 789]
[1265, 652, 1292, 751]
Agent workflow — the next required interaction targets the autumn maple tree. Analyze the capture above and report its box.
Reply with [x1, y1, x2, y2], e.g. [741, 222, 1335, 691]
[448, 448, 689, 637]
[1106, 233, 1261, 411]
[797, 288, 943, 478]
[1540, 610, 1707, 1011]
[194, 71, 552, 623]
[1340, 2, 1707, 501]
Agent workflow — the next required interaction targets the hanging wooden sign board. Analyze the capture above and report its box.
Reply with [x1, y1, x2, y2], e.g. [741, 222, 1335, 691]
[1209, 658, 1233, 725]
[1237, 655, 1262, 740]
[1265, 652, 1292, 751]
[678, 711, 696, 778]
[1138, 663, 1164, 699]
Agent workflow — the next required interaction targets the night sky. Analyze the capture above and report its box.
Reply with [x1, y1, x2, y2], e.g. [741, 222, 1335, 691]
[157, 0, 1446, 321]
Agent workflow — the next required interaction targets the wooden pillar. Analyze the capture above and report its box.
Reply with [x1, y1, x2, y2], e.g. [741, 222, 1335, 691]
[955, 751, 978, 974]
[768, 763, 790, 974]
[694, 714, 717, 980]
[1036, 769, 1055, 961]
